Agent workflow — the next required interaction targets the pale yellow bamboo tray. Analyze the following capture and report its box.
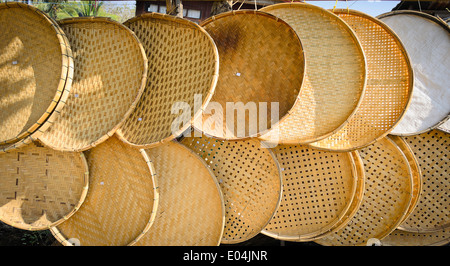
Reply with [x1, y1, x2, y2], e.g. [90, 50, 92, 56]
[38, 17, 147, 152]
[180, 133, 282, 244]
[395, 129, 449, 233]
[315, 137, 413, 246]
[135, 141, 225, 246]
[0, 2, 73, 146]
[381, 227, 450, 246]
[50, 136, 159, 246]
[0, 141, 88, 231]
[259, 3, 366, 144]
[116, 13, 219, 148]
[309, 9, 413, 151]
[261, 144, 363, 242]
[197, 10, 305, 140]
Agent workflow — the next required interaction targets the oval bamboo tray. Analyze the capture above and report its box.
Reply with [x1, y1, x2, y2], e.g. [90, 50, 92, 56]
[116, 13, 219, 148]
[261, 145, 362, 242]
[0, 2, 73, 146]
[259, 3, 366, 144]
[0, 141, 88, 231]
[50, 136, 159, 246]
[135, 141, 225, 246]
[197, 10, 305, 140]
[309, 9, 413, 151]
[315, 137, 414, 246]
[180, 134, 282, 244]
[38, 17, 147, 152]
[378, 11, 450, 136]
[395, 129, 449, 233]
[381, 227, 450, 246]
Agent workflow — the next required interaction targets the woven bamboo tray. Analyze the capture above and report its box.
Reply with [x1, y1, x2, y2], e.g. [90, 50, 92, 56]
[50, 136, 159, 246]
[197, 10, 305, 140]
[261, 145, 363, 241]
[378, 11, 450, 136]
[309, 9, 413, 151]
[259, 3, 366, 144]
[0, 141, 88, 231]
[135, 141, 224, 246]
[115, 13, 218, 148]
[395, 129, 449, 233]
[180, 134, 282, 244]
[315, 137, 413, 246]
[381, 227, 450, 246]
[0, 2, 73, 146]
[38, 17, 147, 152]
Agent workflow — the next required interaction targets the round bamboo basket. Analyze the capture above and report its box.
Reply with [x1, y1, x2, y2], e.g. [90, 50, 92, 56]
[315, 137, 413, 246]
[378, 11, 450, 136]
[395, 129, 449, 233]
[0, 141, 88, 231]
[381, 227, 450, 246]
[135, 141, 225, 246]
[0, 2, 73, 146]
[38, 17, 147, 152]
[116, 13, 219, 148]
[259, 3, 366, 144]
[50, 136, 159, 246]
[180, 133, 282, 244]
[309, 9, 413, 151]
[261, 145, 363, 242]
[197, 10, 305, 140]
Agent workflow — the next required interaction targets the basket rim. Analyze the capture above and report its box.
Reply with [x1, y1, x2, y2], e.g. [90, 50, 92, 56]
[0, 2, 73, 145]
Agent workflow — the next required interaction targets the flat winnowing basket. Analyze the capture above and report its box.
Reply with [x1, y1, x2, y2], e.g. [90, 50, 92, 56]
[0, 141, 88, 231]
[116, 13, 219, 148]
[309, 9, 413, 152]
[38, 17, 147, 152]
[0, 3, 73, 146]
[50, 136, 159, 246]
[136, 141, 225, 246]
[315, 137, 413, 246]
[381, 227, 450, 246]
[261, 144, 363, 242]
[378, 11, 450, 136]
[395, 129, 449, 233]
[259, 3, 366, 144]
[180, 134, 282, 244]
[197, 10, 305, 140]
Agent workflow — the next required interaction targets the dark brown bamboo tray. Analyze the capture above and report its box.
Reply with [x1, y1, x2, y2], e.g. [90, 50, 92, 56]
[116, 13, 219, 148]
[0, 141, 88, 231]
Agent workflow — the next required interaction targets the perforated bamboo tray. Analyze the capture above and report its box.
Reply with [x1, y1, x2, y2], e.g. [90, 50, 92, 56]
[135, 141, 224, 246]
[0, 2, 73, 146]
[197, 10, 305, 140]
[378, 11, 450, 136]
[315, 137, 413, 246]
[381, 227, 450, 246]
[309, 9, 413, 151]
[38, 17, 147, 152]
[116, 13, 219, 148]
[259, 3, 366, 144]
[180, 134, 282, 244]
[395, 129, 449, 233]
[0, 141, 88, 231]
[261, 145, 363, 241]
[50, 136, 159, 246]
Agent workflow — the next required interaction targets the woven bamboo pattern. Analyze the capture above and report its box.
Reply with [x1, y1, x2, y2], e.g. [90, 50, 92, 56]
[0, 141, 88, 231]
[259, 3, 366, 144]
[309, 9, 413, 151]
[261, 144, 361, 241]
[180, 134, 282, 244]
[381, 227, 450, 246]
[315, 137, 413, 246]
[116, 13, 219, 148]
[0, 2, 73, 145]
[197, 10, 305, 139]
[38, 17, 147, 152]
[50, 136, 159, 246]
[136, 141, 224, 246]
[378, 11, 450, 136]
[395, 129, 449, 233]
